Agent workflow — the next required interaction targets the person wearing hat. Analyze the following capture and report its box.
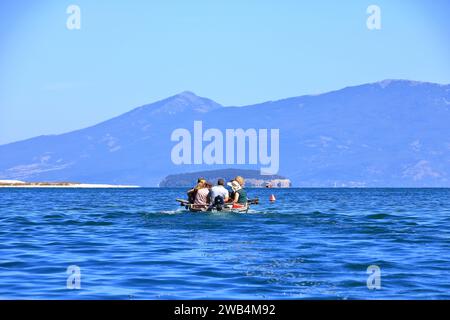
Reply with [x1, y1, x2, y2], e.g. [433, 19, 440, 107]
[234, 176, 245, 187]
[230, 180, 248, 208]
[227, 180, 236, 201]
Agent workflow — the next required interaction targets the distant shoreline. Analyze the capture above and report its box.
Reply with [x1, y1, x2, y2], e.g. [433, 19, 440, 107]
[0, 180, 140, 188]
[0, 185, 140, 188]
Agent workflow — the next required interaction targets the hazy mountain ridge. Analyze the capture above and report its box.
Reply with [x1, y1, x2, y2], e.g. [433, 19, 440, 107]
[1, 80, 449, 186]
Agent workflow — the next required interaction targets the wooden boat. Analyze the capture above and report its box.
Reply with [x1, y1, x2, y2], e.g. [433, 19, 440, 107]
[176, 198, 258, 213]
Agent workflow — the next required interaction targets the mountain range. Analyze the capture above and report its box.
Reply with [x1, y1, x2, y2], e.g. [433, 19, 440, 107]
[1, 79, 449, 187]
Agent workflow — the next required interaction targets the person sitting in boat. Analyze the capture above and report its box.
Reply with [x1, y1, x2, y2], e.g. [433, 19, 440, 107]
[227, 176, 245, 201]
[226, 181, 235, 202]
[194, 181, 212, 207]
[226, 176, 244, 200]
[208, 179, 229, 211]
[187, 177, 206, 204]
[230, 180, 248, 208]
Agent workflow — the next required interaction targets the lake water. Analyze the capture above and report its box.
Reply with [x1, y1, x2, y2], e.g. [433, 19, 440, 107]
[0, 188, 449, 299]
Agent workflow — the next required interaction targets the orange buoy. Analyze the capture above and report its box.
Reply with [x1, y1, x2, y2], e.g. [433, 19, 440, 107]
[269, 194, 276, 202]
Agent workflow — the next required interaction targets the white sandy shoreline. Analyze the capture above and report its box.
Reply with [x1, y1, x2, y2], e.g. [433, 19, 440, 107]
[0, 185, 140, 188]
[0, 180, 140, 188]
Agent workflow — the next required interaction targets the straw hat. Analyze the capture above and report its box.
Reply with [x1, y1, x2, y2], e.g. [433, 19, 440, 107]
[234, 176, 245, 186]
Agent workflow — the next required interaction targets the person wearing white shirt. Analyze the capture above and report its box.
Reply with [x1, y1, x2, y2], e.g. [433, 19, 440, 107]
[208, 179, 229, 211]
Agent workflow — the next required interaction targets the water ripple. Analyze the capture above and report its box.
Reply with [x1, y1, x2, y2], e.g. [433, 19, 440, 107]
[0, 188, 449, 299]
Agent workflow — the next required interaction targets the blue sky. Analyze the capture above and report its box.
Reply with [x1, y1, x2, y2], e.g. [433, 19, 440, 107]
[0, 0, 449, 145]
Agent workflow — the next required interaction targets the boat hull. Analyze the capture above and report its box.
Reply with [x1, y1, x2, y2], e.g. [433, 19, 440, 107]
[188, 204, 249, 213]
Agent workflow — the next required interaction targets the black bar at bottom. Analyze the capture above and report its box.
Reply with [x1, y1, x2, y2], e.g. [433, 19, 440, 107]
[0, 300, 447, 318]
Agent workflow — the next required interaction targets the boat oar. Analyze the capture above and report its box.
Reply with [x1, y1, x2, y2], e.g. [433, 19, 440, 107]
[176, 198, 190, 206]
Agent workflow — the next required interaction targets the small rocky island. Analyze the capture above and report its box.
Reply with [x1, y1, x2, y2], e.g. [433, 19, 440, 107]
[159, 169, 291, 188]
